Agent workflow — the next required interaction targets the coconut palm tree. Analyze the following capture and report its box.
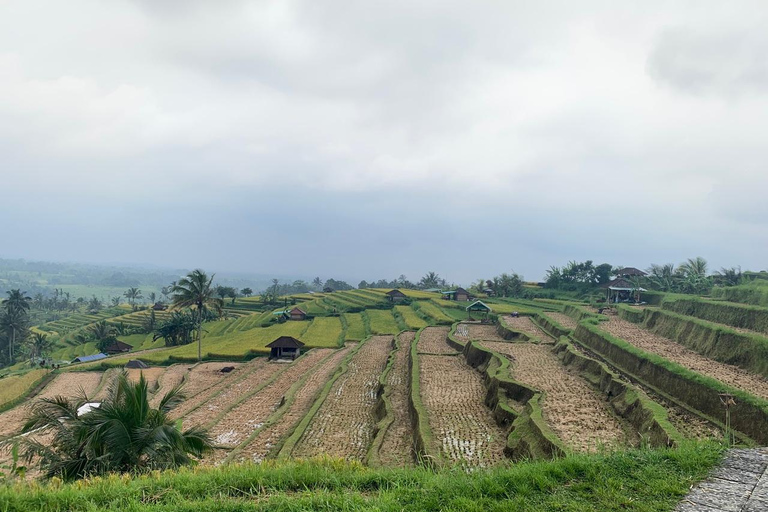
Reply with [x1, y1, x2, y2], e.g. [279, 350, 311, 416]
[29, 332, 53, 361]
[2, 290, 31, 362]
[123, 288, 143, 311]
[171, 270, 223, 362]
[13, 372, 212, 480]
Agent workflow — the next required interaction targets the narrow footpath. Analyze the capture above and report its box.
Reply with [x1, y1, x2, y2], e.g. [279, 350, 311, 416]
[676, 448, 768, 512]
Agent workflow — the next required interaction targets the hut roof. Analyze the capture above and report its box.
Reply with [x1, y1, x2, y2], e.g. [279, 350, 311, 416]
[455, 287, 469, 294]
[614, 267, 647, 277]
[125, 359, 149, 369]
[466, 300, 492, 312]
[103, 340, 133, 354]
[386, 289, 407, 298]
[603, 278, 646, 291]
[289, 307, 306, 315]
[72, 353, 108, 363]
[266, 336, 306, 349]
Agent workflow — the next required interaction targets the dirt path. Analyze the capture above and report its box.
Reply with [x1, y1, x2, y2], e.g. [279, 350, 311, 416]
[417, 326, 456, 354]
[600, 317, 768, 400]
[420, 354, 508, 467]
[207, 349, 336, 451]
[545, 312, 578, 330]
[501, 316, 553, 341]
[454, 323, 506, 342]
[378, 331, 415, 467]
[180, 361, 286, 430]
[234, 344, 355, 464]
[292, 336, 392, 461]
[482, 341, 626, 452]
[0, 372, 103, 438]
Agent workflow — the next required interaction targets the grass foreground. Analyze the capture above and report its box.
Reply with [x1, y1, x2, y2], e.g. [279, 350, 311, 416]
[0, 442, 723, 511]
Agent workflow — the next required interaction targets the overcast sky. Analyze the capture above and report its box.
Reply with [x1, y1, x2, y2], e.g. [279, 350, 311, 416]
[1, 1, 766, 284]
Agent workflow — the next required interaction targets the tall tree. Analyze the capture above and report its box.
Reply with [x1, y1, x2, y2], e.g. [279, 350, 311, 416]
[419, 272, 441, 289]
[2, 290, 31, 362]
[171, 270, 223, 362]
[240, 287, 253, 297]
[29, 332, 53, 362]
[123, 288, 143, 311]
[15, 372, 212, 480]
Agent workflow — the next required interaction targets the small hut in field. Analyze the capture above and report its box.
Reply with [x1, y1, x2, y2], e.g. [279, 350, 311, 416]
[103, 340, 133, 355]
[602, 278, 646, 303]
[125, 359, 149, 369]
[386, 289, 407, 303]
[288, 307, 307, 321]
[466, 300, 492, 321]
[266, 336, 305, 360]
[442, 287, 471, 302]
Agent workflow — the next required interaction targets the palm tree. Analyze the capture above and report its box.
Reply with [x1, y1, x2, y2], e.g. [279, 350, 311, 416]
[13, 372, 212, 480]
[2, 290, 31, 362]
[89, 321, 117, 352]
[29, 332, 53, 361]
[171, 270, 223, 362]
[148, 292, 157, 305]
[123, 288, 143, 311]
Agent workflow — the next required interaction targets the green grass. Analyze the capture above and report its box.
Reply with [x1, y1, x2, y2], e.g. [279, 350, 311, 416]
[0, 443, 724, 511]
[415, 301, 454, 324]
[365, 309, 400, 335]
[301, 317, 344, 348]
[343, 313, 368, 340]
[395, 305, 428, 329]
[0, 369, 49, 411]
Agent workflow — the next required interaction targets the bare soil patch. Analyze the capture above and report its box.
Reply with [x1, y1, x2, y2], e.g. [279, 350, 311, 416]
[501, 316, 552, 341]
[545, 312, 578, 330]
[420, 355, 509, 467]
[481, 341, 627, 452]
[207, 348, 335, 452]
[0, 372, 103, 438]
[378, 331, 415, 467]
[234, 344, 355, 464]
[417, 326, 455, 354]
[149, 365, 188, 408]
[600, 317, 768, 400]
[169, 361, 255, 420]
[292, 336, 392, 461]
[126, 367, 165, 389]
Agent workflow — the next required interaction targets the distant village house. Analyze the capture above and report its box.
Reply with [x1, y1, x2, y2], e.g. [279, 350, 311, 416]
[289, 307, 307, 321]
[442, 287, 471, 302]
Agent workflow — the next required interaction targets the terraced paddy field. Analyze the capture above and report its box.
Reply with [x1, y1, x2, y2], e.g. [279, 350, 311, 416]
[420, 353, 509, 467]
[378, 331, 415, 467]
[454, 322, 506, 342]
[417, 326, 456, 354]
[481, 341, 628, 452]
[501, 315, 552, 340]
[233, 344, 354, 464]
[599, 317, 768, 400]
[545, 312, 578, 330]
[291, 335, 392, 461]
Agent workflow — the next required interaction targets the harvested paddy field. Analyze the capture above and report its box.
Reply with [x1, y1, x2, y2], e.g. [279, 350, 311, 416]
[481, 341, 627, 452]
[378, 331, 415, 467]
[417, 326, 456, 354]
[207, 348, 336, 452]
[0, 371, 103, 438]
[545, 312, 578, 330]
[234, 344, 355, 464]
[148, 364, 188, 408]
[126, 367, 165, 388]
[180, 360, 287, 430]
[169, 362, 252, 419]
[292, 335, 392, 461]
[420, 354, 508, 467]
[501, 316, 552, 341]
[454, 323, 506, 342]
[600, 317, 768, 400]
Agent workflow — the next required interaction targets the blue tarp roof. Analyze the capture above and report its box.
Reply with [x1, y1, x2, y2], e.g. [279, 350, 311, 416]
[72, 353, 108, 363]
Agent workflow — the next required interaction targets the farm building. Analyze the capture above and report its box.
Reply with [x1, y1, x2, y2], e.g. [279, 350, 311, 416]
[102, 340, 132, 355]
[442, 287, 471, 301]
[288, 307, 307, 321]
[602, 278, 646, 303]
[152, 302, 168, 311]
[323, 286, 334, 293]
[386, 289, 407, 302]
[72, 353, 107, 364]
[466, 300, 492, 320]
[125, 359, 149, 369]
[266, 336, 305, 360]
[614, 267, 647, 278]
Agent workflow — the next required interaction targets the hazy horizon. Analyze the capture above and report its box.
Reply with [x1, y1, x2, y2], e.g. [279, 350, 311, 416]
[2, 1, 766, 284]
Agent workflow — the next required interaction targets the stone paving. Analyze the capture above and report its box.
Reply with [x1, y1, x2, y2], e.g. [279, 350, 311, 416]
[676, 449, 768, 512]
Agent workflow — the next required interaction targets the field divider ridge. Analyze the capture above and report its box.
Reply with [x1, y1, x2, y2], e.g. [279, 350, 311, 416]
[366, 331, 405, 466]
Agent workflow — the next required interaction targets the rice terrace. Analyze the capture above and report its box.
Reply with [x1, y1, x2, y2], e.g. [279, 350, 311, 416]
[0, 261, 767, 510]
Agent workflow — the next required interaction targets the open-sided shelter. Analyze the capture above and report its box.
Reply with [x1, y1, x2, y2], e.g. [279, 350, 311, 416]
[466, 300, 492, 320]
[602, 278, 646, 303]
[266, 336, 305, 360]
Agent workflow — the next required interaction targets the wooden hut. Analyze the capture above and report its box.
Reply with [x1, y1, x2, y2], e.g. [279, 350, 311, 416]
[289, 307, 307, 321]
[152, 302, 168, 311]
[614, 267, 647, 278]
[386, 289, 407, 303]
[442, 287, 471, 302]
[602, 278, 646, 303]
[125, 360, 149, 369]
[266, 336, 305, 360]
[103, 340, 133, 355]
[466, 300, 492, 321]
